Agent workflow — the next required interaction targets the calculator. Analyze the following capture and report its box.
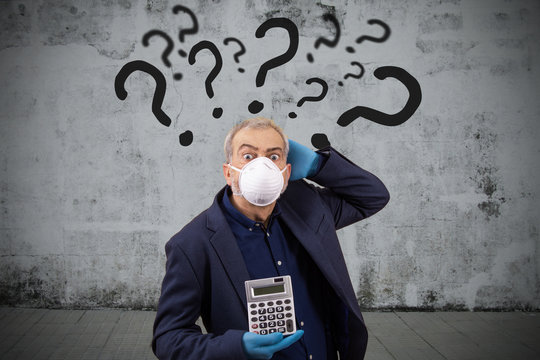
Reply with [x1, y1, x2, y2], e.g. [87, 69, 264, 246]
[245, 275, 297, 335]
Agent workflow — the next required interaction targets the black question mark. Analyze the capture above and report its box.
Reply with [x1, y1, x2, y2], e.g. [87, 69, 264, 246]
[288, 78, 328, 118]
[188, 40, 224, 119]
[114, 60, 193, 146]
[248, 17, 299, 114]
[142, 30, 183, 81]
[337, 66, 422, 127]
[307, 13, 340, 63]
[114, 60, 171, 127]
[311, 133, 331, 149]
[346, 19, 391, 53]
[173, 5, 199, 58]
[223, 37, 246, 73]
[338, 61, 365, 86]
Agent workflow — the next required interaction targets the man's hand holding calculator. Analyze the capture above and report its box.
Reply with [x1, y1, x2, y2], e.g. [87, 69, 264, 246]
[241, 330, 304, 359]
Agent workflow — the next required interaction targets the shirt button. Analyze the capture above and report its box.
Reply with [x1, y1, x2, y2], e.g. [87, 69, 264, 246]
[248, 228, 253, 231]
[300, 321, 304, 327]
[277, 261, 282, 266]
[255, 223, 260, 226]
[309, 355, 313, 360]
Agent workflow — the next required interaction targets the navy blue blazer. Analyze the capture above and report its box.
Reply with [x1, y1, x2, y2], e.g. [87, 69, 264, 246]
[153, 148, 390, 360]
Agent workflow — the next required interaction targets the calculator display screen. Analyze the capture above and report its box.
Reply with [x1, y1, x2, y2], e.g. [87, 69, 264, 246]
[253, 284, 285, 296]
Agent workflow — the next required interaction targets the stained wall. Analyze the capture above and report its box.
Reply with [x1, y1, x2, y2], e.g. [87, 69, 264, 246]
[1, 0, 539, 310]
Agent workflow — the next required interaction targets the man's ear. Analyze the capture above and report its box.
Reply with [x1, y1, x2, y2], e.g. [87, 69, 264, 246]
[223, 163, 233, 186]
[285, 163, 292, 182]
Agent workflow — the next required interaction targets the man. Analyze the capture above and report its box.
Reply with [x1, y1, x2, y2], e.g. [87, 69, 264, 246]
[153, 117, 390, 359]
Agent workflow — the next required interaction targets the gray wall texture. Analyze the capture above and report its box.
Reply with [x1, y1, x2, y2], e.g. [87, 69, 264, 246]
[1, 0, 539, 310]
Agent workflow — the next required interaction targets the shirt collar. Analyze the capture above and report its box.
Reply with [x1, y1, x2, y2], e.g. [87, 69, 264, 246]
[222, 186, 282, 229]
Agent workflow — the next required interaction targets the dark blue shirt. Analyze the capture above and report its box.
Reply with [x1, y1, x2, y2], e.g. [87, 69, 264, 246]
[221, 189, 331, 360]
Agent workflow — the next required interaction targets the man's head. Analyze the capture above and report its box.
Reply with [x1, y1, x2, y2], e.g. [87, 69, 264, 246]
[223, 117, 289, 163]
[222, 117, 291, 207]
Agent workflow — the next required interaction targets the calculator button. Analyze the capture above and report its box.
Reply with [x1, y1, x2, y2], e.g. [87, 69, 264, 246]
[286, 320, 294, 332]
[259, 323, 267, 329]
[276, 306, 283, 312]
[268, 314, 275, 320]
[276, 300, 283, 305]
[251, 324, 258, 329]
[258, 309, 266, 315]
[260, 330, 268, 335]
[269, 329, 276, 333]
[267, 301, 274, 306]
[259, 315, 267, 321]
[278, 327, 286, 333]
[277, 320, 285, 326]
[250, 304, 257, 308]
[277, 313, 284, 319]
[251, 317, 258, 322]
[284, 299, 291, 304]
[258, 303, 265, 307]
[267, 307, 275, 313]
[251, 310, 257, 315]
[285, 306, 291, 311]
[268, 321, 276, 327]
[285, 313, 292, 318]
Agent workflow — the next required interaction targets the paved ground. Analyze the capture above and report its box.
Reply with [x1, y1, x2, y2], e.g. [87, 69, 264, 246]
[1, 307, 539, 359]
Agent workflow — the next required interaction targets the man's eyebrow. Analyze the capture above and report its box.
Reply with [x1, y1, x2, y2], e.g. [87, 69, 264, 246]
[237, 144, 283, 153]
[238, 144, 258, 152]
[266, 147, 283, 153]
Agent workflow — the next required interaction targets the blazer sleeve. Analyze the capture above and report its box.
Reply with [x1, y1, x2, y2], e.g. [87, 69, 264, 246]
[152, 240, 247, 360]
[308, 147, 390, 230]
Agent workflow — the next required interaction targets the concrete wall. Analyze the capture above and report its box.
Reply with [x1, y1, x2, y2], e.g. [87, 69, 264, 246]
[1, 0, 539, 310]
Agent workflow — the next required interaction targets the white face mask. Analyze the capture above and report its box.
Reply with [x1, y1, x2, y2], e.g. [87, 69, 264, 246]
[228, 157, 287, 206]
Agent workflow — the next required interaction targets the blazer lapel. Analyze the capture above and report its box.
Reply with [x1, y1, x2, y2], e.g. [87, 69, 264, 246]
[279, 202, 345, 294]
[206, 189, 251, 309]
[279, 200, 363, 320]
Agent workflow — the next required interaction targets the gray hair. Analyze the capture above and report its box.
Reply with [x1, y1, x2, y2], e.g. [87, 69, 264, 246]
[224, 117, 289, 163]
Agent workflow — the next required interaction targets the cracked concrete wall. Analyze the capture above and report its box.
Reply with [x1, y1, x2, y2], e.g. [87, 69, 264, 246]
[1, 0, 539, 310]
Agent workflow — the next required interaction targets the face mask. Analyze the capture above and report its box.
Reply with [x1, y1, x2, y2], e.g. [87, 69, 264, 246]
[228, 157, 287, 206]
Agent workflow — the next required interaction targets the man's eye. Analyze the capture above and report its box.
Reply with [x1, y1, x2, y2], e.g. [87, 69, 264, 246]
[243, 154, 254, 160]
[269, 154, 280, 161]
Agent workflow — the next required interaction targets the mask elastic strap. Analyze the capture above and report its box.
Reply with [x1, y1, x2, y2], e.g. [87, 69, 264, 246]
[228, 163, 242, 172]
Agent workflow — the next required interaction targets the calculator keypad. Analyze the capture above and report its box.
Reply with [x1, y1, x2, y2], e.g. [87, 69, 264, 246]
[248, 299, 295, 335]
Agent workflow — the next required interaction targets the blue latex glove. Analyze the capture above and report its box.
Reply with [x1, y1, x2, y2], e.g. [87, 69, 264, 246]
[242, 330, 304, 359]
[287, 139, 320, 181]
